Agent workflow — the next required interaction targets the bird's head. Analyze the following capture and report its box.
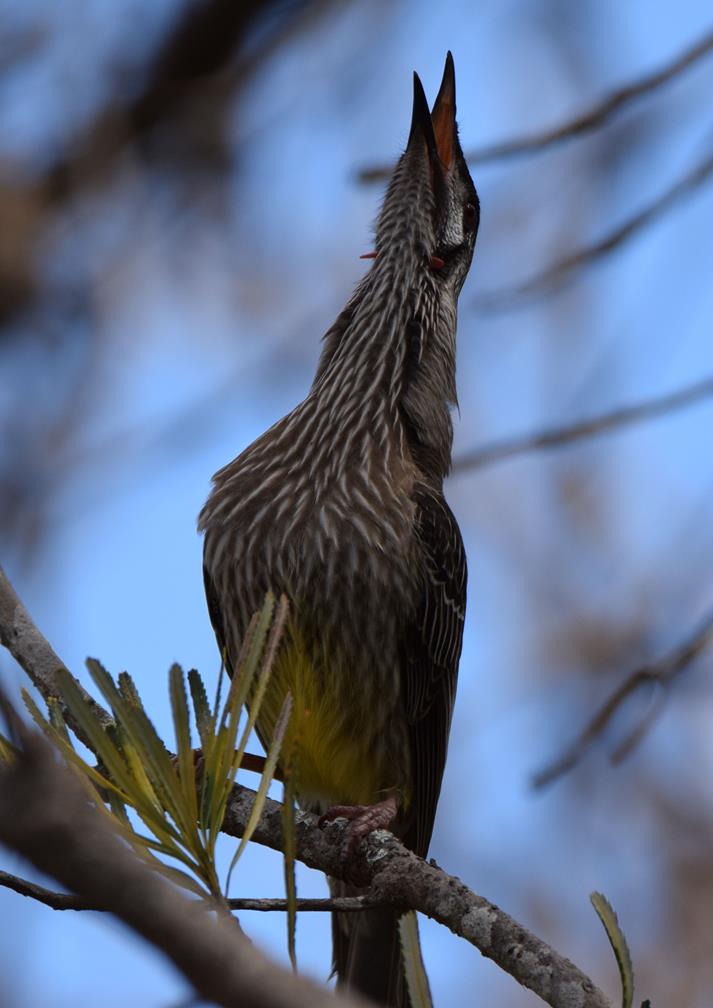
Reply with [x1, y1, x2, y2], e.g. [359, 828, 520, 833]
[374, 52, 479, 299]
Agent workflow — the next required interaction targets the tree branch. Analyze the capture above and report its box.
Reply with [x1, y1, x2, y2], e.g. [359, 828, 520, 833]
[218, 789, 614, 1008]
[0, 565, 614, 1008]
[0, 564, 113, 745]
[472, 147, 713, 311]
[451, 374, 713, 475]
[0, 870, 386, 914]
[532, 604, 713, 789]
[357, 29, 713, 181]
[0, 706, 371, 1008]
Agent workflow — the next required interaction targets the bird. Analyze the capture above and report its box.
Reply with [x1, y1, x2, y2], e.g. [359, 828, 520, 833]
[199, 52, 479, 1007]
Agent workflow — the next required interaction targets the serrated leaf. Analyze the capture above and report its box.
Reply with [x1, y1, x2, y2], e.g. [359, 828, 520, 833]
[224, 604, 272, 729]
[117, 670, 143, 710]
[52, 668, 135, 795]
[113, 722, 162, 813]
[22, 688, 129, 802]
[47, 697, 71, 743]
[205, 600, 275, 843]
[590, 892, 634, 1008]
[399, 911, 433, 1008]
[169, 664, 199, 828]
[211, 594, 286, 841]
[87, 661, 192, 840]
[13, 598, 296, 920]
[188, 668, 212, 748]
[235, 595, 289, 758]
[110, 726, 187, 852]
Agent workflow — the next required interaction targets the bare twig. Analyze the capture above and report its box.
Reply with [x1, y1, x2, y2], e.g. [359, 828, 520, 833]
[0, 871, 387, 914]
[0, 566, 614, 1008]
[452, 374, 713, 474]
[0, 709, 370, 1008]
[357, 29, 713, 181]
[0, 870, 101, 911]
[533, 604, 713, 789]
[472, 146, 713, 311]
[231, 897, 380, 913]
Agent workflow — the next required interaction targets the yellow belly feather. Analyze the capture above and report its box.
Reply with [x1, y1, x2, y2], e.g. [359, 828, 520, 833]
[253, 621, 398, 810]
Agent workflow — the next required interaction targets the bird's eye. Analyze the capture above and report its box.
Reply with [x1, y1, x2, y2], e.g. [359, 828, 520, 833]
[463, 202, 478, 232]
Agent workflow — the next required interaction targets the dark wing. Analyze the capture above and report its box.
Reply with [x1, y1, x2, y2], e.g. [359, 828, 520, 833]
[203, 561, 232, 677]
[402, 485, 466, 858]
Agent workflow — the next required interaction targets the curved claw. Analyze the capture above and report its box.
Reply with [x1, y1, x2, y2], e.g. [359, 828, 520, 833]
[319, 795, 399, 872]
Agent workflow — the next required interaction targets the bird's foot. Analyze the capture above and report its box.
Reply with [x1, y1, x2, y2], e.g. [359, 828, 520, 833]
[171, 747, 205, 781]
[319, 794, 399, 873]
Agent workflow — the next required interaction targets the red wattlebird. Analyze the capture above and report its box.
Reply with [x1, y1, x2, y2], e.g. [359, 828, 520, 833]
[200, 53, 479, 1005]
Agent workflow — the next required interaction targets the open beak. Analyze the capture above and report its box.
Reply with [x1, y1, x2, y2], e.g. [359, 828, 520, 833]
[430, 51, 456, 174]
[407, 52, 457, 177]
[408, 71, 438, 162]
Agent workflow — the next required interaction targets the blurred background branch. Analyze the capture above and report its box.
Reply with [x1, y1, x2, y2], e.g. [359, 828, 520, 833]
[472, 144, 713, 310]
[357, 25, 713, 179]
[452, 373, 713, 473]
[533, 603, 713, 788]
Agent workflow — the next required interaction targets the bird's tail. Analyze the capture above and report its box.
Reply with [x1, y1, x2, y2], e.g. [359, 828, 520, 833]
[330, 878, 408, 1007]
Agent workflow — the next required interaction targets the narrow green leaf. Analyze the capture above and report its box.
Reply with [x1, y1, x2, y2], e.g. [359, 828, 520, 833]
[113, 722, 162, 813]
[211, 594, 288, 855]
[107, 790, 131, 827]
[590, 892, 634, 1008]
[47, 697, 71, 743]
[235, 595, 289, 758]
[188, 666, 218, 847]
[90, 665, 207, 875]
[205, 601, 274, 843]
[169, 664, 199, 827]
[117, 670, 144, 710]
[398, 911, 433, 1008]
[188, 668, 212, 748]
[223, 607, 268, 728]
[110, 727, 189, 851]
[226, 691, 292, 892]
[0, 731, 18, 764]
[282, 773, 298, 972]
[87, 662, 192, 839]
[23, 688, 130, 800]
[52, 668, 136, 795]
[204, 621, 257, 824]
[115, 670, 185, 812]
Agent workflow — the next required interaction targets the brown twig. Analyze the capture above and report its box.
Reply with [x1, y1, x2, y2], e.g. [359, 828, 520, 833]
[452, 374, 713, 475]
[532, 604, 713, 789]
[0, 564, 113, 744]
[0, 870, 388, 914]
[472, 146, 713, 311]
[357, 29, 713, 181]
